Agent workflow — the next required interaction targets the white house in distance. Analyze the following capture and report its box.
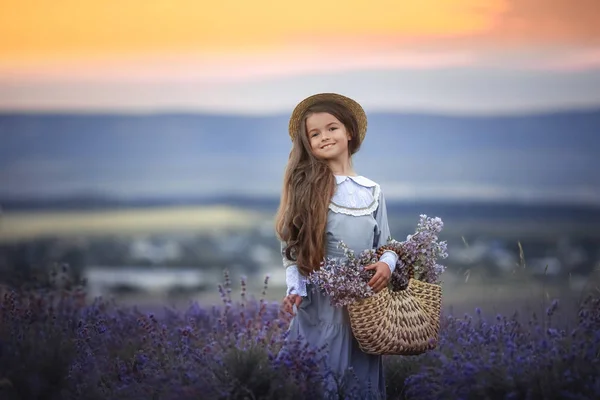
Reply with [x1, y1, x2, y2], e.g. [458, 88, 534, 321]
[82, 266, 216, 298]
[129, 237, 183, 264]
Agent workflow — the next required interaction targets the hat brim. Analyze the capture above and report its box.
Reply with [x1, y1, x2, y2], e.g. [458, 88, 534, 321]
[288, 93, 367, 143]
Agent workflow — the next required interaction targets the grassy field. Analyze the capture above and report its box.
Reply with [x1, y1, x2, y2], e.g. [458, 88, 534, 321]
[2, 204, 600, 244]
[0, 205, 267, 242]
[389, 217, 600, 241]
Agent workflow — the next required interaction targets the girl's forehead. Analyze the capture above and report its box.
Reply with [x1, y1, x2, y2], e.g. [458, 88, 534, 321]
[306, 112, 341, 127]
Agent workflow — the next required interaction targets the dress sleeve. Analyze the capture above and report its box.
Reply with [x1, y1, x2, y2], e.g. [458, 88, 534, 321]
[373, 188, 398, 273]
[280, 241, 307, 296]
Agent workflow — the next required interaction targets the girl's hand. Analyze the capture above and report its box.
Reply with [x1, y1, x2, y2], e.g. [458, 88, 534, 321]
[365, 261, 391, 293]
[282, 294, 302, 316]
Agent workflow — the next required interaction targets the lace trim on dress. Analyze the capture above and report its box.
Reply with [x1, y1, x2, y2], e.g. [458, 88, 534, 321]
[329, 184, 381, 217]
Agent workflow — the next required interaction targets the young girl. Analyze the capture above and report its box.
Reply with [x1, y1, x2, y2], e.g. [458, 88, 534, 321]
[275, 93, 398, 398]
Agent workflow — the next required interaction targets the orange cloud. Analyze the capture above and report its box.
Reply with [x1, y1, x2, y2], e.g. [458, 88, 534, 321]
[0, 0, 504, 64]
[1, 0, 598, 94]
[483, 0, 600, 46]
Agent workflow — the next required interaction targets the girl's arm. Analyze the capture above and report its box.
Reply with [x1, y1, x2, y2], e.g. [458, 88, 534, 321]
[281, 241, 307, 296]
[373, 188, 398, 273]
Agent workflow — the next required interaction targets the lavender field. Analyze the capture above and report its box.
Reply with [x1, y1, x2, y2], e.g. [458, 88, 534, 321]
[1, 269, 599, 400]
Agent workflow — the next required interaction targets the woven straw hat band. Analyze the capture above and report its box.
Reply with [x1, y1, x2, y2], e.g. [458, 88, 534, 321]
[288, 93, 367, 143]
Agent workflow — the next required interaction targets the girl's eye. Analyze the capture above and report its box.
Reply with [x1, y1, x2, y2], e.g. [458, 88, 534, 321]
[330, 127, 337, 131]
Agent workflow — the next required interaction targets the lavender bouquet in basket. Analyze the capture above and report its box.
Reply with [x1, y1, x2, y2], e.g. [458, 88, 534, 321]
[307, 215, 448, 307]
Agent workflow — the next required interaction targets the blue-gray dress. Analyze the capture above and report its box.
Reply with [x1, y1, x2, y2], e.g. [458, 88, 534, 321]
[281, 175, 395, 399]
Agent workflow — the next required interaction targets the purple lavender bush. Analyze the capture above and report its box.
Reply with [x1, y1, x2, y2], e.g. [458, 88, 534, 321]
[1, 268, 599, 399]
[386, 292, 600, 399]
[0, 288, 86, 400]
[0, 272, 368, 400]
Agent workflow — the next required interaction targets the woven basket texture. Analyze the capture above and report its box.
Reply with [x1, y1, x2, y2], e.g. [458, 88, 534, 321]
[347, 278, 442, 355]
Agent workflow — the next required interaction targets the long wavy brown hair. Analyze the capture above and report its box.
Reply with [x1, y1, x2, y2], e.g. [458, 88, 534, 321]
[275, 101, 363, 276]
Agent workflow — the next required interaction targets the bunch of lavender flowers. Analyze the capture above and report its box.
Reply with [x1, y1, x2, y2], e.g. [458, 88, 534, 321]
[307, 241, 379, 307]
[388, 214, 448, 290]
[307, 215, 448, 307]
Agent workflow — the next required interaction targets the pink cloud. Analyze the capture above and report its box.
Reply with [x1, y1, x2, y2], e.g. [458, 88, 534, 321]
[537, 48, 600, 71]
[2, 44, 599, 88]
[0, 48, 477, 84]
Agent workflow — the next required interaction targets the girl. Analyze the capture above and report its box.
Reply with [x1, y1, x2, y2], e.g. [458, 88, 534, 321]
[275, 93, 398, 398]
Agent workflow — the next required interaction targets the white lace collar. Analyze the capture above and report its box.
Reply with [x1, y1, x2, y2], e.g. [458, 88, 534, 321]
[330, 175, 380, 216]
[334, 175, 377, 188]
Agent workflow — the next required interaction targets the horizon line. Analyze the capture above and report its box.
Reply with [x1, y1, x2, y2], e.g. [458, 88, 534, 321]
[2, 192, 600, 209]
[1, 104, 600, 119]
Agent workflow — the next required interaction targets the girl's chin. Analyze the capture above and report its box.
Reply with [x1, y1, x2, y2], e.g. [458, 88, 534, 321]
[319, 155, 345, 162]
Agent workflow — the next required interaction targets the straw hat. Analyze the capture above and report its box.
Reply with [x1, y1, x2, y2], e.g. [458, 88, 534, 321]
[288, 93, 367, 142]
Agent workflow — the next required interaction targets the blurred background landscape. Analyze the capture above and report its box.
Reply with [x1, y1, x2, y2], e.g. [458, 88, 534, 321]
[1, 0, 599, 319]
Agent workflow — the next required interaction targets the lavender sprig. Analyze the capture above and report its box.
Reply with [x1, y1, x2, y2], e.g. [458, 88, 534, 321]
[390, 214, 448, 288]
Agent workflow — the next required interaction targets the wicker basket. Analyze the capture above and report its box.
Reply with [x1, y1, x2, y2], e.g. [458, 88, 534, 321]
[347, 276, 442, 355]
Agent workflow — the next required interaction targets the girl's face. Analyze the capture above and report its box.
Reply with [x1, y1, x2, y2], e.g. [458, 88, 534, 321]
[305, 112, 351, 162]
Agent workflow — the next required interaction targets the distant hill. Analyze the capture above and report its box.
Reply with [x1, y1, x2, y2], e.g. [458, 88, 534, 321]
[1, 108, 599, 204]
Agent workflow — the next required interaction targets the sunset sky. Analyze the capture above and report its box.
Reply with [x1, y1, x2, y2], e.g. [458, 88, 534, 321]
[1, 0, 599, 114]
[1, 1, 599, 205]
